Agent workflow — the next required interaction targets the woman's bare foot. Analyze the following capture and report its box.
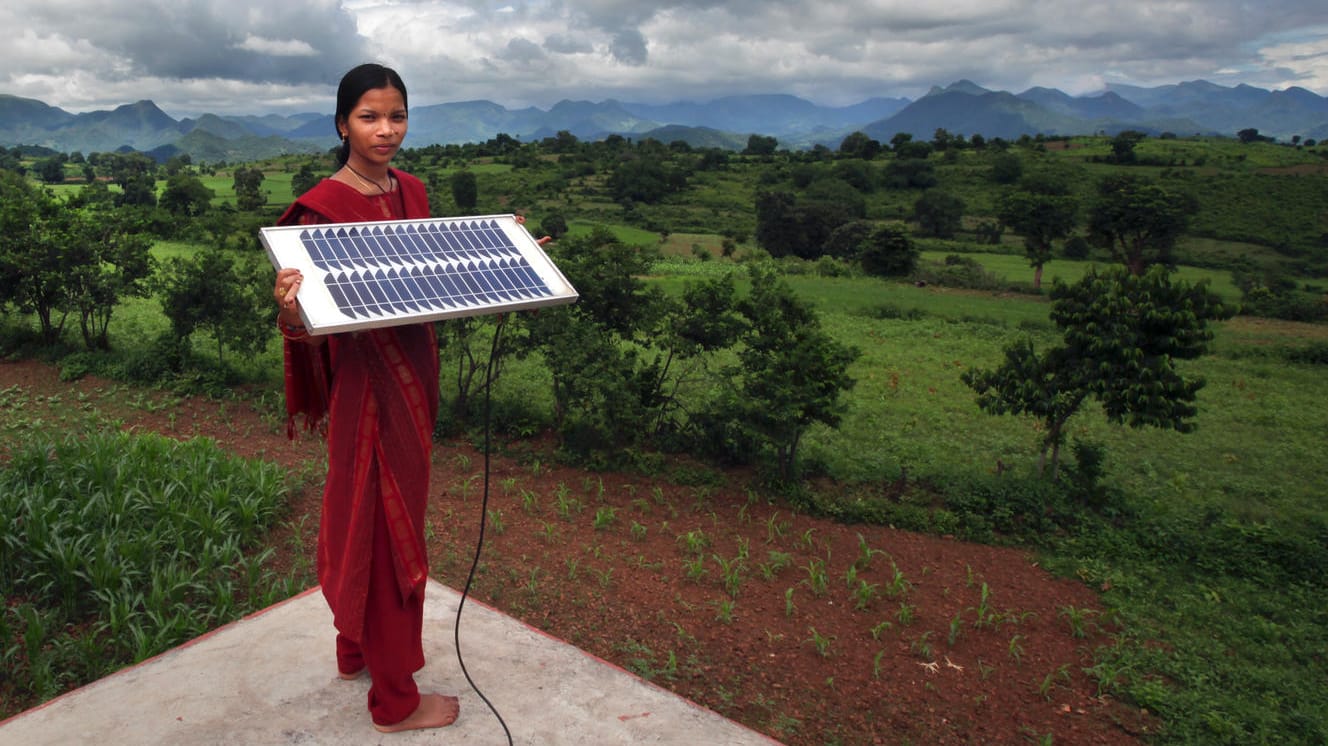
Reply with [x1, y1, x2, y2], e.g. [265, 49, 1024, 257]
[338, 668, 365, 681]
[372, 693, 460, 733]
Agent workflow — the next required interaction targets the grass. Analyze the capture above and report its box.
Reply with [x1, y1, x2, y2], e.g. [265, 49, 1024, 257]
[0, 428, 302, 712]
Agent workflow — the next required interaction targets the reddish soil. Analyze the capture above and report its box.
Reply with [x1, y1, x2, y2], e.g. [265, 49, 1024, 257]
[1, 359, 1158, 744]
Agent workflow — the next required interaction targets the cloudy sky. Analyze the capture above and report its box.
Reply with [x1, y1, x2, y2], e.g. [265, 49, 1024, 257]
[5, 0, 1327, 117]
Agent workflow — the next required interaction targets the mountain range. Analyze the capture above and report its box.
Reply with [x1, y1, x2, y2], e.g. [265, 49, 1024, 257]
[2, 79, 1326, 163]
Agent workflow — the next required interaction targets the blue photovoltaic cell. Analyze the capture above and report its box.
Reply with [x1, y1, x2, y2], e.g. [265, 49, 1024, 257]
[297, 218, 554, 320]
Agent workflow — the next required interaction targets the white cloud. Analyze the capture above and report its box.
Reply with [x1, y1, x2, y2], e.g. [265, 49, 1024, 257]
[235, 35, 319, 57]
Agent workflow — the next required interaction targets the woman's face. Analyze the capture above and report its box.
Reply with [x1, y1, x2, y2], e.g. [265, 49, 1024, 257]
[338, 85, 407, 171]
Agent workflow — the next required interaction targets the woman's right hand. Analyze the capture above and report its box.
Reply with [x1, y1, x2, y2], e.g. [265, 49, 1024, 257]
[274, 268, 304, 322]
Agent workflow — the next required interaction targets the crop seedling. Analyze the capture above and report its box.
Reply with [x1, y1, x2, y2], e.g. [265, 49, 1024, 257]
[714, 598, 736, 624]
[799, 528, 817, 551]
[910, 631, 934, 660]
[1008, 634, 1025, 665]
[630, 521, 647, 541]
[806, 626, 835, 658]
[593, 505, 617, 531]
[803, 558, 829, 597]
[759, 550, 792, 580]
[886, 561, 912, 598]
[1038, 664, 1072, 701]
[764, 511, 789, 543]
[853, 580, 880, 611]
[520, 488, 539, 513]
[897, 602, 916, 626]
[487, 508, 506, 536]
[684, 556, 708, 583]
[1059, 605, 1098, 639]
[948, 612, 964, 646]
[855, 533, 886, 570]
[844, 564, 858, 588]
[713, 553, 746, 598]
[677, 528, 710, 555]
[784, 587, 796, 617]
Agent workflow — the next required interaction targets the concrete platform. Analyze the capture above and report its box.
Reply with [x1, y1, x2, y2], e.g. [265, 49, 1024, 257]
[0, 580, 782, 745]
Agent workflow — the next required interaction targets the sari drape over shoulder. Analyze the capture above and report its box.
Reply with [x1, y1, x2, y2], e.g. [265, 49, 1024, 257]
[277, 171, 438, 639]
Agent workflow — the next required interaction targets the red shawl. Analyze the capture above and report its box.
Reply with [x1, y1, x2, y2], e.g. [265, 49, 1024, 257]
[277, 171, 439, 636]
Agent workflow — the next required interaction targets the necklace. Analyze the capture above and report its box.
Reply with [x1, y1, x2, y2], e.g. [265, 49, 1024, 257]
[344, 163, 392, 194]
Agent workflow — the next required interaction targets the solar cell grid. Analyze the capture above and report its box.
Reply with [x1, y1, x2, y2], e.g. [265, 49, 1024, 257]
[261, 214, 577, 334]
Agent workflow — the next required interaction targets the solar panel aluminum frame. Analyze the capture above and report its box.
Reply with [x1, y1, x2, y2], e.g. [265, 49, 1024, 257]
[260, 213, 578, 335]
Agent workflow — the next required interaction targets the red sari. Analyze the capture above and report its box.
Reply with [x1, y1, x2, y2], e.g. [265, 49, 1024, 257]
[278, 171, 439, 725]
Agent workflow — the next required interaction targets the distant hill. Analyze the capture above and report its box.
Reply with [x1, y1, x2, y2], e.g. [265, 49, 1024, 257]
[1, 79, 1325, 161]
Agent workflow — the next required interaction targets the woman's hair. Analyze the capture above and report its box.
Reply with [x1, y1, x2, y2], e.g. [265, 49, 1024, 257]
[334, 63, 408, 165]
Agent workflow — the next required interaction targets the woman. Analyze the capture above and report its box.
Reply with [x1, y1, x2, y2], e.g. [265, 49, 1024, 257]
[272, 63, 456, 734]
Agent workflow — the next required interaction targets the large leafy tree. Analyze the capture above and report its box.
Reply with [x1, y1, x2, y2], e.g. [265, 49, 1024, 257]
[726, 266, 859, 481]
[963, 265, 1230, 478]
[103, 152, 158, 207]
[157, 247, 271, 365]
[63, 209, 154, 349]
[0, 173, 154, 348]
[451, 170, 478, 211]
[913, 189, 965, 238]
[232, 167, 266, 211]
[997, 174, 1079, 290]
[1087, 174, 1196, 275]
[0, 172, 69, 341]
[159, 172, 215, 217]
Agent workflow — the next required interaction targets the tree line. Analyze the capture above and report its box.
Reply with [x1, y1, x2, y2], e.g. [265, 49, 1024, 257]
[0, 127, 1308, 481]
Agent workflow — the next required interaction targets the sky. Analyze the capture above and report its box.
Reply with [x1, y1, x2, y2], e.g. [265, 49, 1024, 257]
[4, 0, 1328, 118]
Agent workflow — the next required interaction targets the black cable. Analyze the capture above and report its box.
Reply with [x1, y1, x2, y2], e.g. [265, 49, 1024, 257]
[453, 313, 513, 746]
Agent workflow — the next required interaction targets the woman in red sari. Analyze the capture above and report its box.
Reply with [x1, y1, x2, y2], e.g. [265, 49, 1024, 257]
[272, 63, 456, 734]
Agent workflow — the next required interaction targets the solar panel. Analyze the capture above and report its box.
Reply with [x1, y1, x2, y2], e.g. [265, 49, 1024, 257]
[261, 214, 578, 334]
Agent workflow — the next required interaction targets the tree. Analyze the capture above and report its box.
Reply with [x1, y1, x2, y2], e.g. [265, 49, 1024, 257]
[0, 172, 69, 342]
[754, 184, 862, 260]
[520, 228, 676, 453]
[882, 158, 937, 189]
[913, 189, 965, 238]
[0, 173, 153, 347]
[839, 131, 882, 160]
[857, 223, 918, 277]
[1087, 174, 1196, 275]
[725, 266, 859, 480]
[996, 178, 1079, 290]
[989, 152, 1023, 184]
[451, 170, 478, 211]
[63, 209, 154, 349]
[963, 265, 1230, 478]
[744, 134, 779, 156]
[291, 163, 320, 197]
[157, 247, 271, 365]
[159, 172, 215, 217]
[35, 156, 67, 184]
[104, 152, 158, 207]
[608, 156, 687, 204]
[232, 167, 266, 211]
[1236, 127, 1265, 144]
[1109, 130, 1146, 163]
[538, 212, 569, 240]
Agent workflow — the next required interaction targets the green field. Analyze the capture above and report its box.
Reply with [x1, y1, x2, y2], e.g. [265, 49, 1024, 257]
[5, 133, 1328, 743]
